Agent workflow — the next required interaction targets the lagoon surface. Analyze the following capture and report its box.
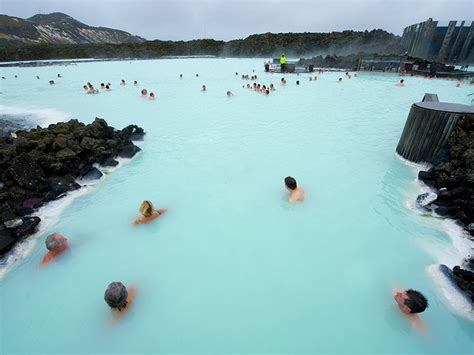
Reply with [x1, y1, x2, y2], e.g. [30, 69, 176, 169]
[0, 58, 473, 353]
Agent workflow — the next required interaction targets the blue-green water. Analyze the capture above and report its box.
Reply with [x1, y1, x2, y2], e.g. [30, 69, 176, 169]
[0, 59, 473, 353]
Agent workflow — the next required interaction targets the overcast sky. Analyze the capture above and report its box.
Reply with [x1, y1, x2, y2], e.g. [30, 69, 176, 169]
[1, 0, 473, 40]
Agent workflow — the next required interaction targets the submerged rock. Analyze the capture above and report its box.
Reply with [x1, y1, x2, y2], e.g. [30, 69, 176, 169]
[104, 281, 128, 309]
[101, 158, 119, 167]
[118, 144, 141, 158]
[416, 192, 438, 208]
[80, 167, 103, 181]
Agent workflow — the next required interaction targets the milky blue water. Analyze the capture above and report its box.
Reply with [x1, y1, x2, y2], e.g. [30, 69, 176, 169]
[0, 59, 473, 354]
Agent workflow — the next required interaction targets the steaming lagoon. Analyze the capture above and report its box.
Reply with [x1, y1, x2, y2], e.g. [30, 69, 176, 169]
[0, 58, 473, 353]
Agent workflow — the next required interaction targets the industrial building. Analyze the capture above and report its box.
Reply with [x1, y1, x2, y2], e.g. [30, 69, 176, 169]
[401, 19, 473, 64]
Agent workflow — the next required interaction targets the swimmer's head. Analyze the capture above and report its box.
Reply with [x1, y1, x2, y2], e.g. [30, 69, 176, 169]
[104, 282, 128, 310]
[400, 79, 404, 83]
[134, 80, 138, 84]
[83, 85, 88, 90]
[150, 92, 155, 98]
[266, 89, 270, 95]
[106, 85, 110, 89]
[284, 176, 297, 190]
[101, 83, 105, 87]
[394, 289, 428, 314]
[296, 80, 300, 85]
[141, 89, 147, 95]
[338, 78, 342, 81]
[139, 200, 154, 217]
[45, 233, 68, 251]
[226, 91, 232, 96]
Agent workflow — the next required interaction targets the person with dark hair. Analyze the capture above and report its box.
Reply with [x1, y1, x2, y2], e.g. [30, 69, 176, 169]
[105, 84, 111, 91]
[149, 92, 156, 100]
[120, 79, 126, 86]
[49, 80, 55, 85]
[226, 91, 233, 97]
[394, 289, 428, 314]
[134, 80, 138, 86]
[100, 83, 105, 89]
[396, 79, 405, 87]
[201, 85, 207, 91]
[141, 88, 148, 97]
[104, 282, 136, 318]
[284, 176, 305, 203]
[296, 80, 300, 85]
[57, 74, 62, 78]
[338, 78, 342, 83]
[36, 75, 40, 79]
[180, 74, 183, 79]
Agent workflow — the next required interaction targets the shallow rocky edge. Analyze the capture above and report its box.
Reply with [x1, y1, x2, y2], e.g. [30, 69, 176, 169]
[415, 115, 474, 304]
[0, 118, 145, 257]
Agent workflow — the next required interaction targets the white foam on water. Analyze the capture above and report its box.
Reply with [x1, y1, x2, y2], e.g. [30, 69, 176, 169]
[427, 264, 474, 322]
[0, 104, 69, 128]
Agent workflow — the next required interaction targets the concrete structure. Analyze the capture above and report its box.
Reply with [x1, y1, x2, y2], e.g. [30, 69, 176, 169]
[396, 94, 474, 164]
[401, 19, 473, 64]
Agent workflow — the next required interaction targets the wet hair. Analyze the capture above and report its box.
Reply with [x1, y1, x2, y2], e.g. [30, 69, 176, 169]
[150, 92, 155, 97]
[281, 78, 284, 81]
[139, 200, 154, 217]
[196, 73, 199, 77]
[338, 78, 342, 81]
[284, 176, 297, 190]
[400, 79, 404, 83]
[141, 89, 147, 95]
[134, 80, 138, 84]
[121, 79, 125, 82]
[226, 91, 232, 96]
[105, 85, 110, 89]
[404, 289, 428, 313]
[266, 89, 270, 95]
[296, 80, 300, 85]
[83, 85, 88, 89]
[104, 282, 128, 310]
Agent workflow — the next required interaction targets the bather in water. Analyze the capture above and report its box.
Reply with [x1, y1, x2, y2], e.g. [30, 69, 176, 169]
[133, 200, 167, 225]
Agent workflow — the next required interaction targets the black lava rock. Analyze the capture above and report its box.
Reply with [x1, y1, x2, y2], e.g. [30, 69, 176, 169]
[81, 167, 103, 181]
[0, 118, 145, 257]
[13, 216, 41, 240]
[118, 144, 141, 158]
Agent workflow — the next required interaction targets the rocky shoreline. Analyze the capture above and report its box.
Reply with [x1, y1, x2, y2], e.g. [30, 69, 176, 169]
[0, 118, 145, 257]
[416, 115, 474, 304]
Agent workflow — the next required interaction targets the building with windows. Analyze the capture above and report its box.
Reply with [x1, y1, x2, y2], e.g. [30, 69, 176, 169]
[401, 19, 473, 64]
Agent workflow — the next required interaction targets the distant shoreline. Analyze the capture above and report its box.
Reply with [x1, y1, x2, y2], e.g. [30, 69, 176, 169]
[0, 55, 218, 67]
